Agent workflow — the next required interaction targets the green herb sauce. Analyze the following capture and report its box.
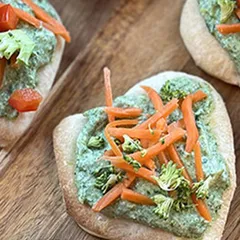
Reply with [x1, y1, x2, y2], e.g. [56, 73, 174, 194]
[0, 0, 57, 118]
[75, 77, 230, 239]
[198, 0, 240, 73]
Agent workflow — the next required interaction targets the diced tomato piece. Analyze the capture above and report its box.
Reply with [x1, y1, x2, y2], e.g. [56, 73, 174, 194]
[8, 88, 43, 112]
[0, 4, 19, 32]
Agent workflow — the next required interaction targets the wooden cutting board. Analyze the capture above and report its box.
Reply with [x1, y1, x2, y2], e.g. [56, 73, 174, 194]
[0, 0, 239, 239]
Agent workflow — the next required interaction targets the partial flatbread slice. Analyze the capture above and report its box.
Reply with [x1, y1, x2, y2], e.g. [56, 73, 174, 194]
[53, 71, 236, 240]
[0, 13, 65, 147]
[180, 0, 240, 86]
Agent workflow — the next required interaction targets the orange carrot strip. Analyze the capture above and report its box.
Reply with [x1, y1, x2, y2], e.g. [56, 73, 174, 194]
[92, 182, 124, 212]
[13, 7, 41, 28]
[156, 118, 166, 130]
[103, 149, 115, 156]
[0, 58, 6, 87]
[92, 171, 135, 212]
[217, 23, 240, 34]
[192, 90, 207, 103]
[144, 159, 156, 170]
[104, 67, 114, 122]
[135, 98, 179, 130]
[194, 141, 204, 181]
[141, 139, 149, 148]
[121, 188, 155, 205]
[111, 161, 157, 184]
[192, 195, 212, 221]
[22, 0, 71, 42]
[238, 0, 240, 7]
[141, 85, 163, 111]
[22, 0, 67, 31]
[108, 128, 162, 140]
[167, 144, 192, 183]
[42, 22, 71, 42]
[105, 120, 138, 156]
[124, 173, 136, 187]
[104, 127, 185, 164]
[235, 8, 240, 19]
[158, 152, 168, 165]
[105, 107, 142, 118]
[181, 95, 199, 153]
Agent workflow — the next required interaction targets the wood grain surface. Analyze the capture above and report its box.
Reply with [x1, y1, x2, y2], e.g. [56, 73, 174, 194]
[0, 0, 239, 239]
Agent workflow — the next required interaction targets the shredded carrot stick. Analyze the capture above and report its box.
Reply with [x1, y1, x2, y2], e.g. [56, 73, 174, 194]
[124, 173, 136, 187]
[156, 118, 166, 131]
[158, 152, 168, 165]
[168, 119, 185, 132]
[235, 8, 240, 19]
[105, 120, 138, 156]
[0, 58, 6, 88]
[217, 23, 240, 34]
[104, 107, 142, 118]
[144, 159, 156, 171]
[135, 98, 179, 130]
[104, 67, 114, 122]
[140, 139, 149, 148]
[181, 95, 199, 153]
[42, 22, 71, 42]
[192, 90, 207, 103]
[141, 86, 164, 111]
[108, 128, 162, 140]
[13, 7, 41, 28]
[121, 188, 155, 205]
[192, 195, 212, 221]
[194, 141, 204, 181]
[22, 0, 67, 31]
[92, 183, 124, 212]
[104, 127, 185, 164]
[92, 173, 135, 212]
[238, 0, 240, 8]
[167, 145, 192, 183]
[111, 161, 157, 184]
[103, 149, 115, 156]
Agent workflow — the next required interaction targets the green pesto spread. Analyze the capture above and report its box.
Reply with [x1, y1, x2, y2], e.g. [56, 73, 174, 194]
[75, 77, 230, 239]
[198, 0, 240, 72]
[0, 0, 58, 119]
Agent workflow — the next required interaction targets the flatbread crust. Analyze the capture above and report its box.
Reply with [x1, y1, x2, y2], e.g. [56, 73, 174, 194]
[53, 71, 236, 240]
[0, 15, 65, 147]
[180, 0, 240, 87]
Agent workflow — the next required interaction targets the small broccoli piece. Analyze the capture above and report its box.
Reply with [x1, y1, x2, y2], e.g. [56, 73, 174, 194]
[218, 0, 235, 23]
[122, 135, 142, 153]
[153, 161, 185, 191]
[114, 138, 122, 146]
[160, 80, 187, 102]
[173, 178, 192, 212]
[87, 136, 105, 149]
[0, 30, 35, 65]
[94, 165, 123, 193]
[123, 153, 141, 171]
[152, 194, 174, 219]
[192, 176, 213, 199]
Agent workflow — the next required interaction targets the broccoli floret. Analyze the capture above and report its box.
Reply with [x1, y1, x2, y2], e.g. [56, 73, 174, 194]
[0, 30, 35, 65]
[87, 136, 105, 149]
[160, 80, 187, 102]
[123, 153, 141, 171]
[153, 161, 185, 191]
[152, 194, 174, 219]
[192, 176, 213, 199]
[94, 165, 123, 193]
[122, 135, 142, 153]
[217, 0, 235, 23]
